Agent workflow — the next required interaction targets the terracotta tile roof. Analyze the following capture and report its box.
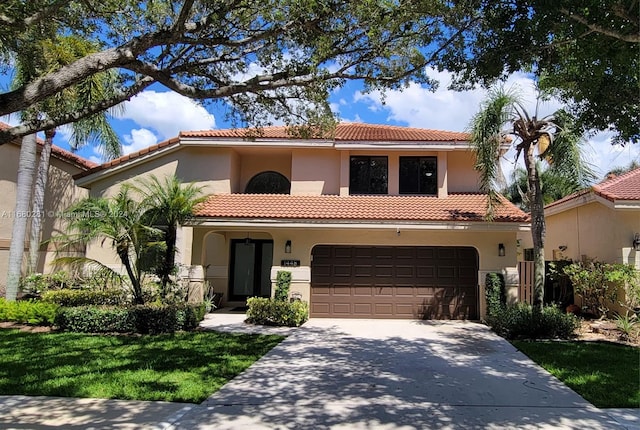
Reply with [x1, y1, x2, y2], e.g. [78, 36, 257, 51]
[73, 123, 470, 181]
[546, 167, 640, 209]
[182, 122, 470, 142]
[0, 122, 97, 170]
[74, 137, 180, 179]
[194, 193, 529, 223]
[592, 167, 640, 201]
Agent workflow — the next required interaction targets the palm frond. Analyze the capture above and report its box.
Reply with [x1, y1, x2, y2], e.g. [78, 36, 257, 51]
[469, 85, 520, 218]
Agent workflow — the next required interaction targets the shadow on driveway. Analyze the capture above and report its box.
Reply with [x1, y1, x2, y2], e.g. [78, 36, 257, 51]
[173, 319, 623, 429]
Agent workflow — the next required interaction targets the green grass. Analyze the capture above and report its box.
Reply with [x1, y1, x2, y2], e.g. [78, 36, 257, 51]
[512, 341, 640, 408]
[0, 329, 284, 403]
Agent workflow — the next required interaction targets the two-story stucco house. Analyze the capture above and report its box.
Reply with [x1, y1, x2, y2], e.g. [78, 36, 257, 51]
[0, 122, 96, 283]
[74, 123, 530, 320]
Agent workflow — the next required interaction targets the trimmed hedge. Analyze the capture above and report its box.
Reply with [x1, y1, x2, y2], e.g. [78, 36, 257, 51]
[246, 297, 308, 327]
[488, 303, 579, 340]
[0, 298, 58, 326]
[41, 289, 127, 307]
[54, 303, 207, 334]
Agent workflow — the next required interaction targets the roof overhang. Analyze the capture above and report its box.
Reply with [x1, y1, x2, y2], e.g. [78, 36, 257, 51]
[334, 141, 471, 150]
[546, 191, 640, 215]
[74, 141, 181, 187]
[189, 218, 530, 232]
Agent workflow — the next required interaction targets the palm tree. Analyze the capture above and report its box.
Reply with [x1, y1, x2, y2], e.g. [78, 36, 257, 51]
[26, 36, 122, 274]
[55, 186, 160, 304]
[504, 165, 587, 212]
[4, 34, 122, 300]
[133, 175, 207, 298]
[470, 86, 594, 310]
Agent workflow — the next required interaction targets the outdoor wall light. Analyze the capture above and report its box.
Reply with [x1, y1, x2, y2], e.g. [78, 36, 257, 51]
[285, 240, 292, 254]
[559, 245, 568, 252]
[633, 233, 640, 251]
[498, 243, 505, 257]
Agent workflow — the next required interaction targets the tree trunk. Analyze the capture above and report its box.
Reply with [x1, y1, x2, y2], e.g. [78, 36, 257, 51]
[5, 134, 38, 300]
[27, 129, 54, 274]
[118, 247, 143, 305]
[161, 224, 178, 297]
[524, 143, 546, 311]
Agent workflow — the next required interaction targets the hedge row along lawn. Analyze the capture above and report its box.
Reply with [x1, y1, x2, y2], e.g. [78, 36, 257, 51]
[0, 329, 284, 403]
[512, 341, 640, 408]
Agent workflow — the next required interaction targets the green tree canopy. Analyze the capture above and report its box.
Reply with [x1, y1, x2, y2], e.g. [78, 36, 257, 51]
[0, 0, 482, 143]
[452, 0, 639, 144]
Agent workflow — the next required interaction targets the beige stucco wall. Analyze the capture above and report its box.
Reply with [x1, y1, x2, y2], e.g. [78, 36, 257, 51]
[193, 225, 520, 318]
[546, 201, 640, 268]
[446, 151, 481, 193]
[291, 149, 340, 195]
[0, 143, 89, 284]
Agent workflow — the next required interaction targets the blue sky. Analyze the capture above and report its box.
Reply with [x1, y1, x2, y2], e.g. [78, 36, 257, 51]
[2, 67, 639, 181]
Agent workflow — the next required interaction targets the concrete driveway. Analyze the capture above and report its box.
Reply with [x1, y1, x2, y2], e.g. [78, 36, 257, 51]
[172, 318, 623, 430]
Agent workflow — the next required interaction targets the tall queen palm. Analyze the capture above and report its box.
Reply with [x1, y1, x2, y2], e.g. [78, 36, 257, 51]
[5, 35, 121, 300]
[470, 86, 594, 310]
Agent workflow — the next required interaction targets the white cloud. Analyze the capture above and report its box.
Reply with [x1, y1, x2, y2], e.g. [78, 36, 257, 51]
[122, 128, 158, 155]
[353, 69, 564, 131]
[117, 90, 215, 139]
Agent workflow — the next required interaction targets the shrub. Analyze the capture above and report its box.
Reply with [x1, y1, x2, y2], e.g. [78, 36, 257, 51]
[0, 298, 58, 325]
[485, 272, 506, 321]
[131, 303, 206, 334]
[54, 303, 207, 334]
[246, 297, 308, 327]
[563, 261, 639, 317]
[41, 289, 128, 307]
[54, 306, 135, 333]
[20, 271, 74, 296]
[488, 302, 579, 340]
[274, 271, 292, 302]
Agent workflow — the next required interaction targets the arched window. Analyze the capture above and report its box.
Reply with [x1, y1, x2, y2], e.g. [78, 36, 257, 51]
[245, 171, 291, 194]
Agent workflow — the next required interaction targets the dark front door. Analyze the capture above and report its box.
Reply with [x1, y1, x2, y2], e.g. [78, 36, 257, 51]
[230, 239, 273, 300]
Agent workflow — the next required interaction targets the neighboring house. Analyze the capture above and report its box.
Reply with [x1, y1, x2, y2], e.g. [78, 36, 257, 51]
[0, 122, 96, 284]
[545, 168, 640, 269]
[74, 123, 530, 319]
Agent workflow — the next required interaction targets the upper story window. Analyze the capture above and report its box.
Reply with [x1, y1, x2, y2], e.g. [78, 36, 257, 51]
[350, 156, 388, 195]
[399, 156, 437, 195]
[245, 171, 291, 194]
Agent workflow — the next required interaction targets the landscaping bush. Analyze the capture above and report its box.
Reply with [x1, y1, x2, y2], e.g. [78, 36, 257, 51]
[0, 298, 58, 325]
[20, 271, 74, 296]
[488, 302, 579, 340]
[274, 271, 292, 302]
[54, 303, 207, 334]
[246, 297, 308, 327]
[131, 303, 206, 334]
[485, 272, 506, 323]
[563, 260, 639, 317]
[54, 306, 136, 333]
[41, 289, 128, 307]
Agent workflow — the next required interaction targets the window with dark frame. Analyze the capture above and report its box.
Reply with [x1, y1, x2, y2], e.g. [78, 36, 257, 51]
[349, 156, 388, 195]
[399, 156, 438, 195]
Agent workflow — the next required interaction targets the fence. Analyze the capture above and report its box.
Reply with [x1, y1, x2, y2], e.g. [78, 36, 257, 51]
[518, 261, 534, 304]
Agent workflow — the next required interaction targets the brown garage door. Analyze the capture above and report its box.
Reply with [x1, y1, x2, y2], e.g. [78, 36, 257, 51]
[311, 245, 478, 319]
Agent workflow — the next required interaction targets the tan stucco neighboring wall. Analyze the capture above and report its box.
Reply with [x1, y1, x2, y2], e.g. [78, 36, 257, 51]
[0, 143, 89, 280]
[193, 225, 520, 318]
[546, 201, 640, 267]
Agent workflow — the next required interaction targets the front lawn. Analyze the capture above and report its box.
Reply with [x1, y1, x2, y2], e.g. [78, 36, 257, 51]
[512, 340, 639, 408]
[0, 329, 284, 403]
